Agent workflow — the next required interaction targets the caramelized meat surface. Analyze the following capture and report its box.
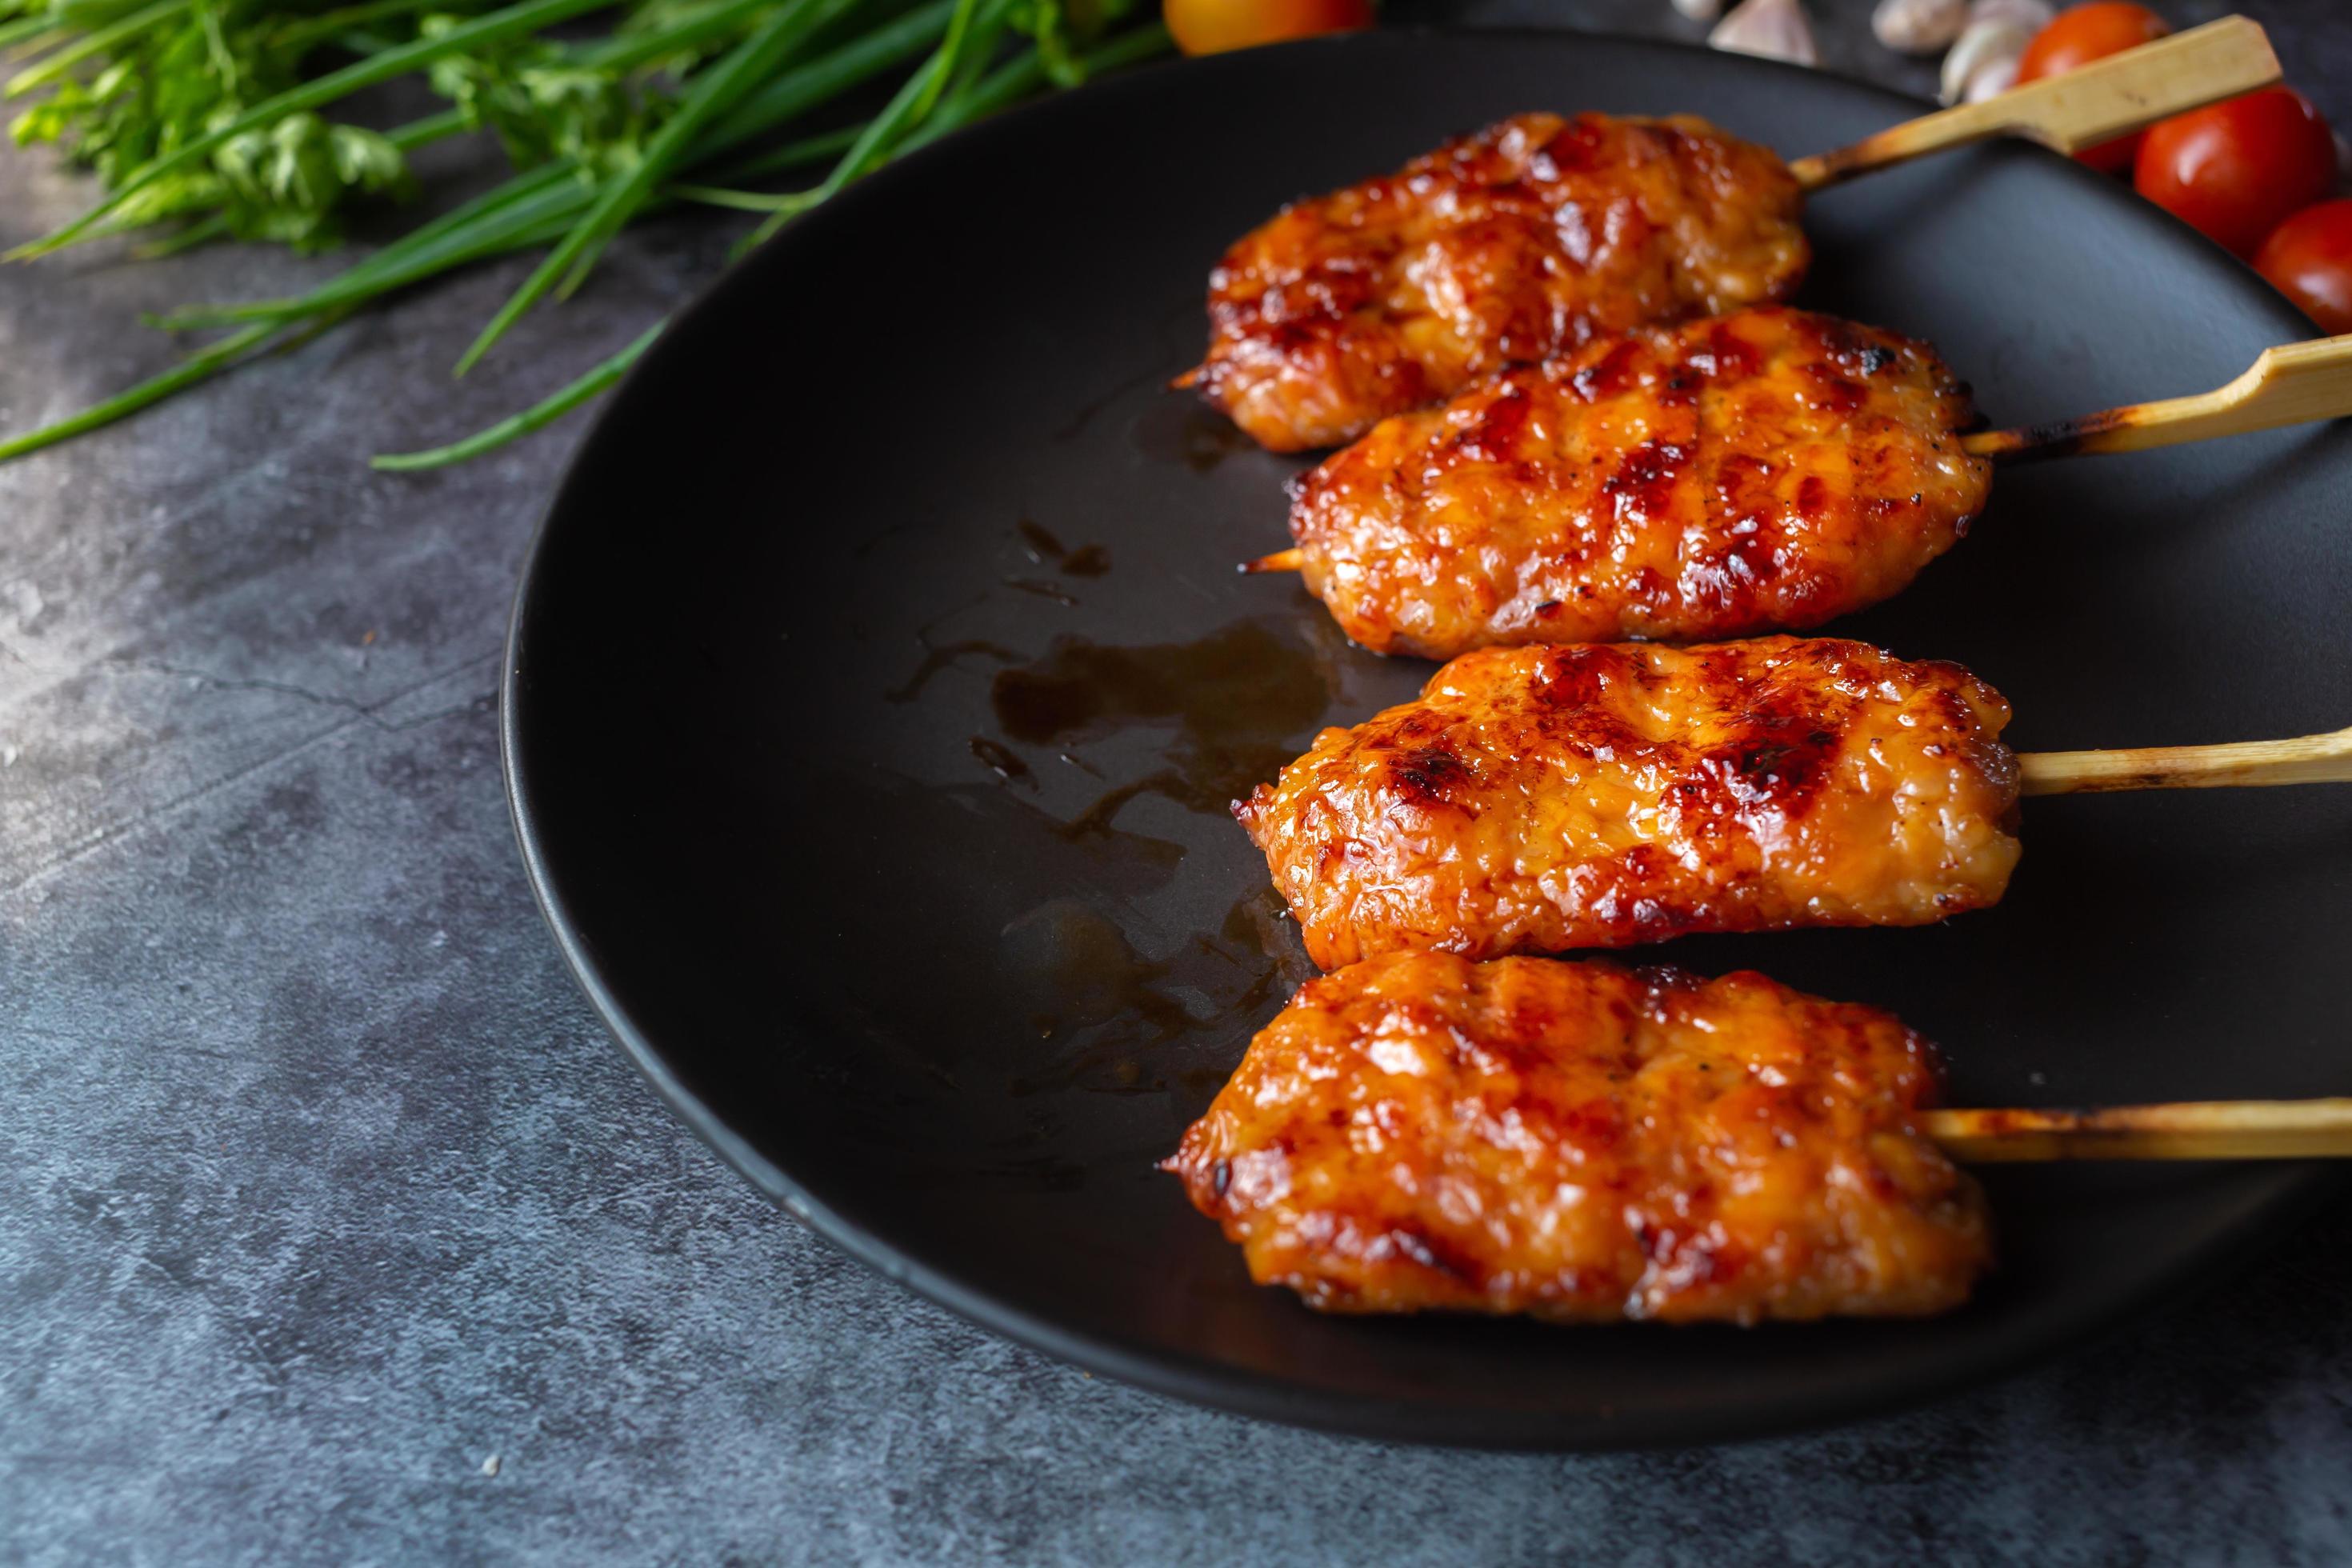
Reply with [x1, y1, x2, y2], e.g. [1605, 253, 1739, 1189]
[1236, 638, 2022, 968]
[1288, 308, 1993, 658]
[1192, 113, 1809, 452]
[1166, 953, 1993, 1323]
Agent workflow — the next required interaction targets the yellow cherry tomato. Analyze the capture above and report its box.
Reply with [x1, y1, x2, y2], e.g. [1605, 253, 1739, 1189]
[1166, 0, 1374, 57]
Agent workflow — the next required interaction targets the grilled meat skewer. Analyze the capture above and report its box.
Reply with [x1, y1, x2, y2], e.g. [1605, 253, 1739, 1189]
[1242, 638, 2018, 969]
[1187, 22, 2278, 452]
[1166, 953, 2352, 1323]
[1237, 637, 2352, 969]
[1186, 113, 1808, 454]
[1276, 307, 1987, 658]
[1166, 952, 1994, 1323]
[1252, 314, 2352, 660]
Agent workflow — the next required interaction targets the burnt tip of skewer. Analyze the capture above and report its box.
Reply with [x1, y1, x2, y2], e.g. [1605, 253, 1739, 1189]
[1785, 145, 1872, 194]
[1241, 548, 1306, 575]
[1960, 407, 2136, 464]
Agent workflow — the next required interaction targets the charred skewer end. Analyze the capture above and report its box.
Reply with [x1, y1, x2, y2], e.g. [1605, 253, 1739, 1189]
[1961, 408, 2133, 463]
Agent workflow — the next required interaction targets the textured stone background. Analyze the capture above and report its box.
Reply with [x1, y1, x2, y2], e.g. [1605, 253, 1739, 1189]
[3, 2, 2350, 1562]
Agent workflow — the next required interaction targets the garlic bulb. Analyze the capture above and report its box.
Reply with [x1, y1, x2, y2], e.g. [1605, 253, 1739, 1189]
[1940, 16, 2034, 104]
[1873, 0, 1966, 56]
[1673, 0, 1724, 22]
[1710, 0, 1818, 67]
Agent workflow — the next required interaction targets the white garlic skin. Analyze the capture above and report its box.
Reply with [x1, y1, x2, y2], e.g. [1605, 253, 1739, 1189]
[1873, 0, 1966, 56]
[1964, 0, 2054, 34]
[1962, 54, 2020, 102]
[1939, 16, 2034, 105]
[1673, 0, 1725, 22]
[1709, 0, 1818, 66]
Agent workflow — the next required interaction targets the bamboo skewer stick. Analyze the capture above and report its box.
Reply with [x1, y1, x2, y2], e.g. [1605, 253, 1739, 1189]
[1787, 16, 2280, 191]
[2018, 726, 2352, 795]
[1242, 547, 1304, 574]
[1962, 334, 2352, 462]
[1925, 1100, 2352, 1162]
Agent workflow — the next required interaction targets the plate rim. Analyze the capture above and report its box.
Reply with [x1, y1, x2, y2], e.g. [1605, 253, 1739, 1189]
[499, 24, 2346, 1450]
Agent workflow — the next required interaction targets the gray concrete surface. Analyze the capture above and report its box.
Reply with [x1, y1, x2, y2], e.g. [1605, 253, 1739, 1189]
[3, 2, 2349, 1562]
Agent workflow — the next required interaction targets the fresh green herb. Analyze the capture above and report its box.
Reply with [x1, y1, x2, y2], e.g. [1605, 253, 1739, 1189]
[373, 317, 663, 469]
[0, 0, 1169, 466]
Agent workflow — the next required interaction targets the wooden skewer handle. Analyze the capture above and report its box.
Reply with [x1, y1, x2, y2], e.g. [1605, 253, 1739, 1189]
[1924, 1100, 2352, 1162]
[2018, 725, 2352, 795]
[1789, 17, 2279, 190]
[1963, 334, 2352, 461]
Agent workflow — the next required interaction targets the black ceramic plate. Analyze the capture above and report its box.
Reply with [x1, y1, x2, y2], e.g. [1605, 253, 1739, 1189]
[505, 30, 2352, 1449]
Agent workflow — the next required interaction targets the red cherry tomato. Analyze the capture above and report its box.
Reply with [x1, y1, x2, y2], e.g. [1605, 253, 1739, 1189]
[2134, 88, 2338, 258]
[2014, 3, 2171, 174]
[2256, 201, 2352, 334]
[1165, 0, 1374, 56]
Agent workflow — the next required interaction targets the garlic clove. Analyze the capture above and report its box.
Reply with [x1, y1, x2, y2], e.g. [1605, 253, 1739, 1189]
[1673, 0, 1725, 22]
[1873, 0, 1967, 56]
[1964, 0, 2054, 33]
[1710, 0, 1818, 66]
[1962, 54, 2020, 102]
[1939, 16, 2034, 105]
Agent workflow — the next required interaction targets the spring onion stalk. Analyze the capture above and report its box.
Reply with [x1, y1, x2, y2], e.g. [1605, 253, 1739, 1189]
[371, 318, 664, 470]
[697, 0, 952, 150]
[0, 14, 62, 49]
[2, 0, 184, 96]
[742, 0, 1006, 249]
[271, 0, 465, 53]
[133, 210, 228, 258]
[386, 107, 470, 153]
[0, 322, 277, 461]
